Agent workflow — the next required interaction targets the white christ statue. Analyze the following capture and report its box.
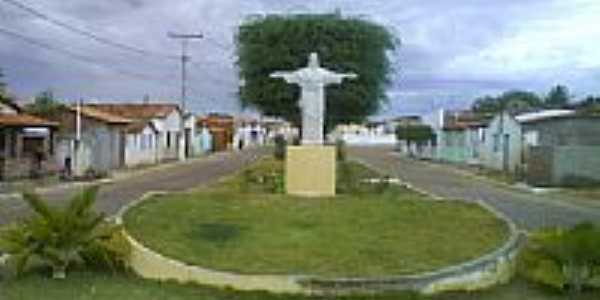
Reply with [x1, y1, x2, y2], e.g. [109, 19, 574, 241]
[271, 53, 357, 145]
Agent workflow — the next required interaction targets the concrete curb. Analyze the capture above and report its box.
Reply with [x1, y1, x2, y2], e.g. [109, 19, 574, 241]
[117, 187, 522, 295]
[114, 191, 307, 295]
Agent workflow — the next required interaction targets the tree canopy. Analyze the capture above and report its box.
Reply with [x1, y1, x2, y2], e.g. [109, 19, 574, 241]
[236, 14, 397, 131]
[0, 68, 6, 96]
[545, 85, 570, 109]
[471, 90, 543, 114]
[25, 89, 66, 119]
[0, 68, 8, 103]
[395, 124, 435, 144]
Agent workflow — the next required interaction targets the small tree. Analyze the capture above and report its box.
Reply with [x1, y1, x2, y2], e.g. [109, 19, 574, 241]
[0, 67, 6, 97]
[546, 85, 571, 109]
[0, 186, 123, 279]
[25, 89, 66, 119]
[395, 124, 435, 156]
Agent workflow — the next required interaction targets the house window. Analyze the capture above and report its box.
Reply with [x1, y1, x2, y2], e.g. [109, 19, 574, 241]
[166, 132, 171, 148]
[524, 131, 539, 146]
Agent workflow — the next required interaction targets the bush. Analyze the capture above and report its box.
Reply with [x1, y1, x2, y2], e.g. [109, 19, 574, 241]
[0, 186, 128, 279]
[80, 229, 131, 273]
[273, 135, 287, 161]
[336, 139, 347, 162]
[518, 223, 600, 294]
[238, 159, 285, 194]
[336, 161, 360, 194]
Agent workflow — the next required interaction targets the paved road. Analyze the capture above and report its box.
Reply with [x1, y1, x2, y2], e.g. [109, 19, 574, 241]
[350, 147, 600, 230]
[0, 148, 267, 226]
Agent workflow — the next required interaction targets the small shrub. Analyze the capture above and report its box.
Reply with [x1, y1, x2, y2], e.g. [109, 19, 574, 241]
[0, 186, 125, 279]
[237, 159, 285, 194]
[336, 161, 359, 194]
[80, 229, 131, 273]
[518, 223, 600, 294]
[273, 135, 287, 161]
[336, 139, 347, 162]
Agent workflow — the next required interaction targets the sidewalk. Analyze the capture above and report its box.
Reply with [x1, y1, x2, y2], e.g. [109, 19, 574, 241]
[0, 152, 227, 200]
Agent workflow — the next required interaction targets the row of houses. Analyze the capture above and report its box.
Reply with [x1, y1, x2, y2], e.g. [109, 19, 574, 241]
[1, 100, 297, 181]
[418, 108, 600, 187]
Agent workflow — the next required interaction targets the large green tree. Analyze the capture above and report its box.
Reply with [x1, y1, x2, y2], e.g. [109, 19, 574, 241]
[236, 14, 397, 131]
[472, 90, 543, 114]
[545, 85, 570, 109]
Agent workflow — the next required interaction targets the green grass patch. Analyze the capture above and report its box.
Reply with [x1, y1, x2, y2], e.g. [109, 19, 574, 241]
[2, 272, 599, 300]
[124, 181, 508, 277]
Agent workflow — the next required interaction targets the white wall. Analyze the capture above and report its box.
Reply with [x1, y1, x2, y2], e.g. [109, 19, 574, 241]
[125, 126, 159, 167]
[154, 110, 181, 161]
[480, 113, 522, 172]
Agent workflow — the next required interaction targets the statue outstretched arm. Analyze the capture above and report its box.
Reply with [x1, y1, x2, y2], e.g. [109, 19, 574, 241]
[270, 71, 300, 84]
[323, 70, 358, 84]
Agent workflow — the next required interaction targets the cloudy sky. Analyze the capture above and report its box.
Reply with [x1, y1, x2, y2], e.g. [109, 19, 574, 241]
[1, 0, 600, 117]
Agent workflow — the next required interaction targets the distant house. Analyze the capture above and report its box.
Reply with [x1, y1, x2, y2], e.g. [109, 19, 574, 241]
[197, 114, 235, 152]
[233, 117, 267, 150]
[123, 120, 160, 168]
[0, 101, 58, 180]
[261, 117, 298, 143]
[54, 106, 132, 176]
[84, 103, 186, 161]
[480, 110, 578, 176]
[329, 122, 396, 146]
[422, 109, 490, 164]
[517, 111, 600, 186]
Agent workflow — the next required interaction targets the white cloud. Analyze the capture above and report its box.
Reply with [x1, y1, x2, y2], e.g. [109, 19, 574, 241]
[1, 0, 599, 116]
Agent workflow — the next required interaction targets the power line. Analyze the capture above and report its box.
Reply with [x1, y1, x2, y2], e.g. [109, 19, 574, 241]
[0, 0, 178, 60]
[0, 26, 174, 83]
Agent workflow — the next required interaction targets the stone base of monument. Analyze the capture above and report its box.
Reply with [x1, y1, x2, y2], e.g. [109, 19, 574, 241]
[286, 146, 336, 197]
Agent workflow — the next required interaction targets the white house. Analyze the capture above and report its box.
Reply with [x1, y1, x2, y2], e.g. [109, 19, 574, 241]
[233, 117, 267, 150]
[54, 106, 131, 177]
[123, 120, 160, 167]
[480, 109, 576, 174]
[84, 103, 185, 162]
[329, 122, 396, 146]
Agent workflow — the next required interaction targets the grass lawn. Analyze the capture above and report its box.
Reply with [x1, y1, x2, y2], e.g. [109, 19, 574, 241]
[2, 271, 599, 300]
[124, 159, 509, 278]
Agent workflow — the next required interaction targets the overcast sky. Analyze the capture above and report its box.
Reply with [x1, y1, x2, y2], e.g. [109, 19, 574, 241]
[1, 0, 600, 117]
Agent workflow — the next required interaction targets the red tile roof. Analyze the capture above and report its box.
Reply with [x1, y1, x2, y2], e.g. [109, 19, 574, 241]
[0, 113, 58, 127]
[69, 106, 133, 124]
[125, 120, 157, 134]
[84, 103, 180, 120]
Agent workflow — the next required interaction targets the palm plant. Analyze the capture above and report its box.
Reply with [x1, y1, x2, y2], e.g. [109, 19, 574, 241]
[0, 186, 119, 279]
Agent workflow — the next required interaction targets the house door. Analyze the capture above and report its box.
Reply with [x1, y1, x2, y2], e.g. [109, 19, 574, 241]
[503, 134, 510, 172]
[119, 133, 126, 167]
[184, 128, 191, 158]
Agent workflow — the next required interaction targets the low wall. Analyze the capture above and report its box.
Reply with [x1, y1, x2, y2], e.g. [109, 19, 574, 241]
[117, 192, 522, 296]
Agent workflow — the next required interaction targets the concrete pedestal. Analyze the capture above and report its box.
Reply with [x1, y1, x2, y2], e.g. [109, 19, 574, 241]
[286, 146, 336, 197]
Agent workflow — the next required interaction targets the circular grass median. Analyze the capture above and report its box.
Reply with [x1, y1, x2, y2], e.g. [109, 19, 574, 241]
[123, 188, 509, 278]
